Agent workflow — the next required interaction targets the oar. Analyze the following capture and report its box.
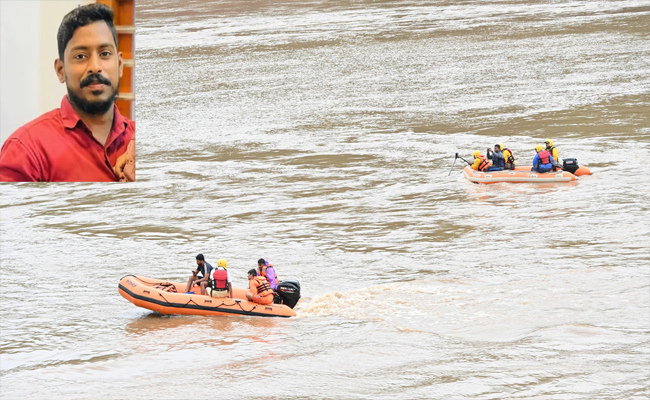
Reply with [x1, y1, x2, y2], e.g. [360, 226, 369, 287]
[448, 153, 459, 176]
[448, 153, 474, 176]
[457, 154, 472, 165]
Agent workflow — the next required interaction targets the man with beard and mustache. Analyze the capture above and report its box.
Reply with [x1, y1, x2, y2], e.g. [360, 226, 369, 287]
[0, 4, 135, 182]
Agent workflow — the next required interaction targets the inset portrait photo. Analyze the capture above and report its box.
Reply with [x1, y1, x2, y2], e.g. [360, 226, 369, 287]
[0, 0, 135, 182]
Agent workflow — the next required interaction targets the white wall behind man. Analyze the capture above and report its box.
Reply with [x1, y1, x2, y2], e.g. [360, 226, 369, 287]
[1, 0, 94, 145]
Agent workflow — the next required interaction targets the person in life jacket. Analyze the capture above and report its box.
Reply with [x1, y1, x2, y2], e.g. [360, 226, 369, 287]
[501, 143, 515, 170]
[184, 253, 213, 294]
[544, 139, 559, 171]
[257, 258, 278, 290]
[471, 151, 490, 172]
[246, 269, 274, 305]
[486, 144, 505, 171]
[203, 258, 232, 298]
[532, 144, 558, 173]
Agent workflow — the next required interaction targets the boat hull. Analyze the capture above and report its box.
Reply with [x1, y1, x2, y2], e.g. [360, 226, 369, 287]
[462, 165, 589, 184]
[118, 275, 297, 318]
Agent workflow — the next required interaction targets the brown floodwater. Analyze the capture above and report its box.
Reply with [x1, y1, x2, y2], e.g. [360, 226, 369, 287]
[1, 1, 649, 399]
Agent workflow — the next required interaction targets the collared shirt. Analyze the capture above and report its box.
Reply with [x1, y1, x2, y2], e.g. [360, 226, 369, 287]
[0, 96, 135, 182]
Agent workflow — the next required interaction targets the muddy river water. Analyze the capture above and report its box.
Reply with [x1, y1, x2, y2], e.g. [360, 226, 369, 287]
[1, 1, 649, 399]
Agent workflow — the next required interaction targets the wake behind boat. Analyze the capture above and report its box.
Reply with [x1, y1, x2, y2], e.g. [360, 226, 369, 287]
[119, 275, 301, 318]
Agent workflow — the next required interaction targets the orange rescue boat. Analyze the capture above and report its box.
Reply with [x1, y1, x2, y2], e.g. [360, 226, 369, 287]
[118, 275, 300, 318]
[463, 158, 591, 184]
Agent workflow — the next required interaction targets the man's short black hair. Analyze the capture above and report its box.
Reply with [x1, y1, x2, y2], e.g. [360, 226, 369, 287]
[248, 269, 258, 276]
[57, 3, 117, 61]
[196, 254, 205, 261]
[257, 258, 266, 265]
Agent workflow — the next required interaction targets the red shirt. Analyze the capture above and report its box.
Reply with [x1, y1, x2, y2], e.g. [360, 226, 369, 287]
[0, 96, 135, 182]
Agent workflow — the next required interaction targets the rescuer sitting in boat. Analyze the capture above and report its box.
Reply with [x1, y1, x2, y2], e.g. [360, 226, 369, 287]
[257, 258, 278, 291]
[532, 145, 558, 173]
[184, 254, 213, 294]
[544, 139, 559, 171]
[471, 151, 490, 172]
[486, 144, 505, 171]
[501, 143, 516, 170]
[204, 258, 232, 298]
[246, 269, 275, 305]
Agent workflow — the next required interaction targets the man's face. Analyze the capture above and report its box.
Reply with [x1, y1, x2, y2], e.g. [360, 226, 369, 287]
[494, 146, 500, 152]
[196, 259, 204, 268]
[248, 273, 253, 281]
[258, 263, 264, 270]
[545, 142, 550, 148]
[55, 21, 123, 115]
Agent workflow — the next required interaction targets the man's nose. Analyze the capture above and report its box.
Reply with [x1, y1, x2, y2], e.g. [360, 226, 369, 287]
[87, 53, 102, 74]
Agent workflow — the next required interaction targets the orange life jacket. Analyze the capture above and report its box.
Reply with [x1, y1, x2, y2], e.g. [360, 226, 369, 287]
[252, 276, 273, 297]
[153, 282, 177, 293]
[259, 264, 279, 282]
[477, 155, 489, 172]
[210, 267, 228, 291]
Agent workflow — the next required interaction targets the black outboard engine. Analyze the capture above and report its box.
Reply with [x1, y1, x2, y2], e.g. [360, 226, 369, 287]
[275, 280, 301, 309]
[563, 158, 579, 174]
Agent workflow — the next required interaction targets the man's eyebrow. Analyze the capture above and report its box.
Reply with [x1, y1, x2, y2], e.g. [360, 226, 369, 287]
[69, 43, 116, 52]
[69, 45, 89, 52]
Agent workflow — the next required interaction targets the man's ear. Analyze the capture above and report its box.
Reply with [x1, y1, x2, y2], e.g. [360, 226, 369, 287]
[55, 59, 65, 83]
[118, 51, 124, 78]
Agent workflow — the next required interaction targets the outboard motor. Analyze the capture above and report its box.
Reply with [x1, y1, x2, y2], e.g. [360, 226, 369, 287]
[275, 280, 301, 309]
[563, 158, 579, 174]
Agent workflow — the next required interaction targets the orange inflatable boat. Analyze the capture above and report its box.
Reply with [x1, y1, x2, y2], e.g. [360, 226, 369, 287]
[118, 275, 300, 318]
[463, 163, 591, 185]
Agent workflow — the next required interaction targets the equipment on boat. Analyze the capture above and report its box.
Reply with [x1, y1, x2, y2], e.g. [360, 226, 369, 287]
[562, 158, 579, 174]
[275, 280, 301, 308]
[118, 275, 300, 318]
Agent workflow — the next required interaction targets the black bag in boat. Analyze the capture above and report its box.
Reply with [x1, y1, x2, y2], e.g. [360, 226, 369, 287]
[274, 280, 301, 309]
[563, 158, 579, 174]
